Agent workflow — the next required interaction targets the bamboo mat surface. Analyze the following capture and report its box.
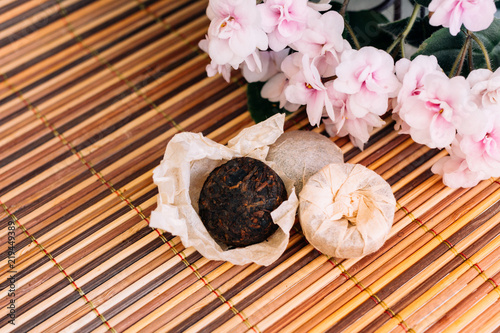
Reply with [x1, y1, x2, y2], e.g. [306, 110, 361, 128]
[1, 0, 499, 332]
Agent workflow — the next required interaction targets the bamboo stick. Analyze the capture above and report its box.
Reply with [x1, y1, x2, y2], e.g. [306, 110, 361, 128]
[441, 284, 500, 332]
[472, 298, 500, 333]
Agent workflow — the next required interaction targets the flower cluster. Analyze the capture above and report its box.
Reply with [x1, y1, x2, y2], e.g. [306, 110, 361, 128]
[429, 68, 500, 187]
[200, 0, 403, 150]
[199, 0, 499, 188]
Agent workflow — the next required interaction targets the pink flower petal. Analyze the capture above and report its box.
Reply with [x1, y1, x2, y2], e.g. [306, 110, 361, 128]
[429, 113, 456, 148]
[400, 97, 434, 129]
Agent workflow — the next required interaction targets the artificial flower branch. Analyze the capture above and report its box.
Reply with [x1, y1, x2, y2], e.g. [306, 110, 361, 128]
[468, 41, 474, 72]
[340, 0, 350, 17]
[470, 32, 492, 71]
[338, 0, 359, 49]
[455, 34, 471, 77]
[344, 20, 361, 50]
[386, 4, 421, 56]
[449, 33, 471, 77]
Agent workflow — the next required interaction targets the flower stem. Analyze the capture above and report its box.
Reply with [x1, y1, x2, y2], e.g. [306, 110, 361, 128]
[449, 34, 470, 77]
[387, 4, 421, 56]
[455, 36, 470, 76]
[468, 40, 474, 72]
[344, 20, 360, 49]
[469, 31, 492, 71]
[340, 0, 350, 17]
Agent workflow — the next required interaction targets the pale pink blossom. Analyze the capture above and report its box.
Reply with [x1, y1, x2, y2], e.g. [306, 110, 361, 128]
[431, 137, 488, 188]
[428, 0, 496, 36]
[323, 84, 386, 149]
[257, 0, 312, 51]
[460, 111, 500, 176]
[280, 50, 303, 82]
[283, 53, 334, 125]
[394, 55, 446, 108]
[467, 68, 500, 109]
[334, 46, 400, 117]
[307, 0, 332, 11]
[206, 0, 268, 68]
[398, 74, 481, 148]
[324, 110, 386, 149]
[261, 73, 300, 111]
[242, 49, 289, 83]
[291, 10, 347, 69]
[335, 47, 400, 95]
[392, 55, 446, 131]
[199, 37, 232, 82]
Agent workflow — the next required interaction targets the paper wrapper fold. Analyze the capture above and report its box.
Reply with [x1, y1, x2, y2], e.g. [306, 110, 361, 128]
[150, 114, 298, 266]
[299, 163, 396, 258]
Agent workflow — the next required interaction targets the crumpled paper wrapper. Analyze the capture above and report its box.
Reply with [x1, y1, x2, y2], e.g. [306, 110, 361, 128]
[299, 163, 396, 258]
[150, 114, 298, 266]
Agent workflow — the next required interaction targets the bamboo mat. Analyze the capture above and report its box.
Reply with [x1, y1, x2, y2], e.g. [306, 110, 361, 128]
[0, 1, 499, 332]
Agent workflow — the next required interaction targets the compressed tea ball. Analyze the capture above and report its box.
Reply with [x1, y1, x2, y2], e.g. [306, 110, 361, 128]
[198, 157, 287, 248]
[266, 131, 343, 194]
[299, 163, 396, 258]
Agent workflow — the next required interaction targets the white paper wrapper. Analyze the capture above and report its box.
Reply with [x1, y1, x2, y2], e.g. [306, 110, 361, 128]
[150, 114, 299, 266]
[299, 163, 396, 258]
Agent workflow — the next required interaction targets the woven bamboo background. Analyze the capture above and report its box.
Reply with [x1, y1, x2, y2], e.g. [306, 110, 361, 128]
[1, 0, 499, 332]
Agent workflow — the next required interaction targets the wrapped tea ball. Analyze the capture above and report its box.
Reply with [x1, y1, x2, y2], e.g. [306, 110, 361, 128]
[266, 131, 343, 194]
[198, 157, 287, 247]
[299, 163, 396, 258]
[150, 113, 299, 266]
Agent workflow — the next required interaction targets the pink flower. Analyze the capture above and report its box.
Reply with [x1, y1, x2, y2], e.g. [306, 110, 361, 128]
[199, 37, 232, 82]
[206, 0, 268, 68]
[428, 0, 496, 36]
[283, 53, 334, 125]
[335, 47, 400, 96]
[261, 73, 300, 111]
[398, 74, 480, 148]
[467, 68, 500, 108]
[257, 0, 312, 51]
[460, 110, 500, 176]
[291, 10, 347, 68]
[394, 55, 446, 108]
[242, 49, 289, 83]
[323, 84, 386, 149]
[431, 137, 488, 188]
[392, 55, 446, 131]
[334, 46, 400, 117]
[307, 0, 332, 11]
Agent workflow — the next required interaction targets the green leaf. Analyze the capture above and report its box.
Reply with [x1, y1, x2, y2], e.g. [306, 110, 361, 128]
[413, 18, 500, 75]
[380, 16, 440, 48]
[412, 28, 465, 75]
[247, 82, 290, 123]
[344, 10, 394, 49]
[414, 0, 431, 7]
